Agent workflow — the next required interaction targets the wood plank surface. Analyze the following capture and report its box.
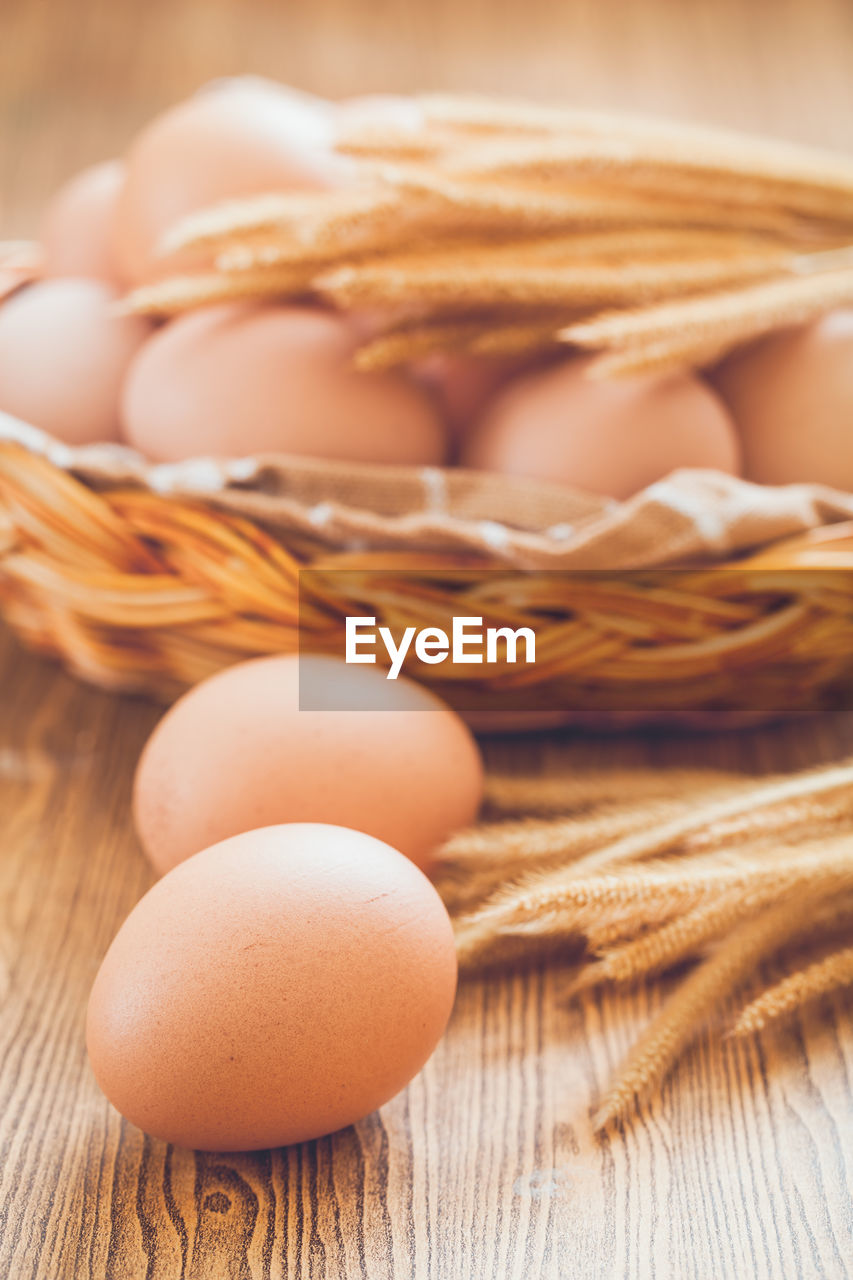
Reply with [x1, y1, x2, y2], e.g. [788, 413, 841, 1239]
[3, 637, 853, 1280]
[2, 0, 853, 1276]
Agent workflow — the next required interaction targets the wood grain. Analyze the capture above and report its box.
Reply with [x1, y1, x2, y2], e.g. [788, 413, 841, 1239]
[2, 628, 853, 1279]
[2, 0, 853, 1275]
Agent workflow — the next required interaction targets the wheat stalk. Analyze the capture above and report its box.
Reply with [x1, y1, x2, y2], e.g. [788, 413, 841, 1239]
[591, 880, 851, 1130]
[140, 93, 853, 366]
[420, 94, 853, 181]
[436, 754, 853, 1124]
[454, 843, 853, 969]
[558, 259, 853, 375]
[576, 853, 853, 989]
[436, 801, 701, 913]
[731, 940, 853, 1035]
[319, 253, 783, 313]
[566, 758, 853, 876]
[122, 266, 316, 317]
[443, 136, 853, 222]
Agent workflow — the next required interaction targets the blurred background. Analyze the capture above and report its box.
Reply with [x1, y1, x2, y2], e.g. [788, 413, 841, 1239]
[2, 0, 853, 236]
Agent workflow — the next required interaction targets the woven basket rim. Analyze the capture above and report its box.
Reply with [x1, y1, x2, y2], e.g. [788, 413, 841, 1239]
[3, 420, 853, 715]
[6, 411, 853, 574]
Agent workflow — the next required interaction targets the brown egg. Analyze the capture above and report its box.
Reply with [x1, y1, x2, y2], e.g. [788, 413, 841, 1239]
[412, 350, 539, 441]
[709, 311, 853, 488]
[40, 160, 124, 283]
[0, 279, 150, 444]
[113, 81, 349, 285]
[133, 654, 483, 877]
[461, 355, 741, 500]
[121, 303, 448, 464]
[87, 823, 458, 1150]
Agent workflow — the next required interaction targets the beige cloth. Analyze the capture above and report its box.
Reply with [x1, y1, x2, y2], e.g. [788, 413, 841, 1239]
[4, 412, 853, 569]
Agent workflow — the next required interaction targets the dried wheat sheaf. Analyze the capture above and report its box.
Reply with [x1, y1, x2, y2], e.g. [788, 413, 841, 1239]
[434, 759, 853, 1130]
[126, 94, 853, 375]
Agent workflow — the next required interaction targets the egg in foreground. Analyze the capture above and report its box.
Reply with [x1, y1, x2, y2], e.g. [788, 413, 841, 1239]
[87, 824, 458, 1151]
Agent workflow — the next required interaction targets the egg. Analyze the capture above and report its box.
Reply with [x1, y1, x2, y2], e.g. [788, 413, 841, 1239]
[709, 311, 853, 488]
[0, 279, 150, 444]
[40, 160, 124, 283]
[412, 350, 540, 441]
[87, 823, 457, 1150]
[113, 81, 349, 285]
[133, 653, 483, 877]
[121, 303, 448, 464]
[460, 355, 741, 500]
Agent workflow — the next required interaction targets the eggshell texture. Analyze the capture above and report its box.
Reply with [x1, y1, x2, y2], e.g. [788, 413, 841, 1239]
[121, 303, 448, 464]
[709, 311, 853, 488]
[133, 654, 483, 876]
[87, 823, 458, 1150]
[113, 81, 348, 285]
[461, 355, 741, 500]
[0, 279, 150, 444]
[40, 160, 124, 283]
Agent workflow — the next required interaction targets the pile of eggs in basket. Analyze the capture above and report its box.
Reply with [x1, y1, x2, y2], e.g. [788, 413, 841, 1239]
[2, 76, 853, 497]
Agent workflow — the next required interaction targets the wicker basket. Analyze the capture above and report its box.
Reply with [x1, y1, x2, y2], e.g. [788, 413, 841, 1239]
[5, 101, 853, 726]
[2, 429, 853, 726]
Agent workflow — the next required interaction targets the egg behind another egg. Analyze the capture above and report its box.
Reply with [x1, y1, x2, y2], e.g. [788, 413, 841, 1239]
[412, 350, 541, 443]
[709, 311, 853, 489]
[121, 303, 448, 465]
[112, 81, 349, 285]
[87, 823, 458, 1151]
[133, 654, 483, 876]
[461, 356, 741, 500]
[0, 279, 150, 444]
[40, 161, 124, 284]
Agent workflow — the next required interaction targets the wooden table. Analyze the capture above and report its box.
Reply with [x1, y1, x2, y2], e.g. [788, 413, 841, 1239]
[2, 2, 853, 1275]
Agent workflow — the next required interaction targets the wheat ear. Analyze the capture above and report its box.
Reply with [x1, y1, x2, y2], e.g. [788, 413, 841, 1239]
[122, 267, 315, 316]
[731, 940, 853, 1036]
[577, 854, 853, 990]
[592, 884, 850, 1131]
[565, 758, 853, 878]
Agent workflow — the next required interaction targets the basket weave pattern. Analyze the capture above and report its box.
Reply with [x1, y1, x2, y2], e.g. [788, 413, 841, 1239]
[2, 441, 853, 718]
